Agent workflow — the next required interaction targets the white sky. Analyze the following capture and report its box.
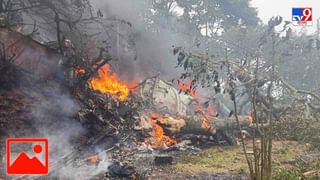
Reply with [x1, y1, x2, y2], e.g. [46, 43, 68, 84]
[251, 0, 320, 34]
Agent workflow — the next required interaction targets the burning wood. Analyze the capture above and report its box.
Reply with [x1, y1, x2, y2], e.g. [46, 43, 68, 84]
[144, 112, 177, 149]
[157, 116, 186, 133]
[139, 111, 253, 147]
[0, 28, 264, 180]
[89, 64, 137, 101]
[84, 155, 100, 165]
[74, 66, 86, 77]
[199, 114, 215, 133]
[135, 77, 256, 149]
[176, 80, 198, 99]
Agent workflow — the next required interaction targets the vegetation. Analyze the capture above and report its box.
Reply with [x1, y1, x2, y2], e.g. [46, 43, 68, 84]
[173, 141, 319, 179]
[1, 0, 320, 179]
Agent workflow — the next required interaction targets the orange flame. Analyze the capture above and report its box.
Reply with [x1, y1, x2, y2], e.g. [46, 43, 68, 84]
[177, 80, 217, 118]
[74, 66, 86, 76]
[195, 102, 216, 132]
[84, 155, 99, 165]
[176, 80, 198, 99]
[177, 79, 217, 131]
[200, 114, 212, 130]
[89, 64, 136, 101]
[145, 113, 177, 149]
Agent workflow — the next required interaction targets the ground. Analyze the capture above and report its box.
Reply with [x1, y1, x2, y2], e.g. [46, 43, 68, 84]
[147, 141, 320, 180]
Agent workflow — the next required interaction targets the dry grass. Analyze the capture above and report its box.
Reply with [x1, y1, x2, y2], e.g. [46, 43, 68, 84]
[173, 141, 320, 177]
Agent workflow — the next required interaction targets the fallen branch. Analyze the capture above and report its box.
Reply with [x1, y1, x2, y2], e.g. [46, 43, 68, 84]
[154, 114, 253, 135]
[279, 77, 320, 101]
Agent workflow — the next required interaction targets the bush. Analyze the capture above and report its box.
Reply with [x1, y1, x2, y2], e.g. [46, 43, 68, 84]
[273, 104, 320, 150]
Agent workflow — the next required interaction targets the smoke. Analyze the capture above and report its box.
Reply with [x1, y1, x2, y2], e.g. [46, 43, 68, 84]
[30, 83, 82, 155]
[2, 0, 194, 178]
[91, 0, 187, 81]
[57, 150, 110, 179]
[23, 81, 112, 179]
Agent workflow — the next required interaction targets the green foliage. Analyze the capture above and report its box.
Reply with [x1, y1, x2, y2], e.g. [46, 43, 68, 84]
[147, 0, 260, 48]
[217, 0, 259, 28]
[278, 34, 320, 91]
[176, 0, 259, 31]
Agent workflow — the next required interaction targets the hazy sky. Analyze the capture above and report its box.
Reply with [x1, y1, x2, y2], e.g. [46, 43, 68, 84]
[251, 0, 320, 33]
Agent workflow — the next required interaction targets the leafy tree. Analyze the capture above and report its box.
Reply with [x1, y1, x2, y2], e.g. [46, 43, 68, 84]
[176, 0, 259, 35]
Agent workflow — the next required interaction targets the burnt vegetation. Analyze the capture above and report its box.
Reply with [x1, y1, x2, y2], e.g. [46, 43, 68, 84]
[0, 0, 320, 179]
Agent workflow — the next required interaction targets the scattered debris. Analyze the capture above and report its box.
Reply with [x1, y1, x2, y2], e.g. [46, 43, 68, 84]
[0, 25, 273, 180]
[107, 162, 137, 179]
[154, 155, 173, 165]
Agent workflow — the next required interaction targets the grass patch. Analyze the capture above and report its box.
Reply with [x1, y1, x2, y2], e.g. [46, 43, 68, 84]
[173, 141, 319, 177]
[175, 146, 247, 174]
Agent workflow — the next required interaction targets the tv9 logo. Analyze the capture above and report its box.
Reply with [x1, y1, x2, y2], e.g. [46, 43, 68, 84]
[292, 8, 312, 26]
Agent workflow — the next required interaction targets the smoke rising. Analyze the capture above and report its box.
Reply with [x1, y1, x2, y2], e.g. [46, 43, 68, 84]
[91, 0, 187, 81]
[2, 0, 194, 178]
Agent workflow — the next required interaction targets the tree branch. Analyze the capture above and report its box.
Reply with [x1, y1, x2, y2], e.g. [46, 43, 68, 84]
[279, 77, 320, 101]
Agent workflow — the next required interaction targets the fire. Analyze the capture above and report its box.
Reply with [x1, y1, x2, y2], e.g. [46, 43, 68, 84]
[177, 79, 218, 132]
[176, 80, 198, 98]
[145, 113, 177, 149]
[200, 114, 212, 130]
[89, 64, 136, 101]
[84, 155, 100, 165]
[195, 102, 217, 133]
[74, 66, 86, 76]
[176, 79, 217, 117]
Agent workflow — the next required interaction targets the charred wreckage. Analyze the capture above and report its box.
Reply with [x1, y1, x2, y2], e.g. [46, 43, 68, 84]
[0, 28, 254, 179]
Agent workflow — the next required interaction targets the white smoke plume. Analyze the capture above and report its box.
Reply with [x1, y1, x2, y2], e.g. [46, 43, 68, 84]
[91, 0, 188, 81]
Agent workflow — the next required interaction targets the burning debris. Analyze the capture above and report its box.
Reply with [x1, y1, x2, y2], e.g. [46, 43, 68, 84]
[74, 66, 86, 77]
[144, 112, 178, 149]
[0, 19, 254, 180]
[176, 80, 198, 99]
[136, 77, 253, 145]
[84, 154, 100, 165]
[89, 64, 137, 101]
[0, 0, 319, 179]
[0, 41, 254, 179]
